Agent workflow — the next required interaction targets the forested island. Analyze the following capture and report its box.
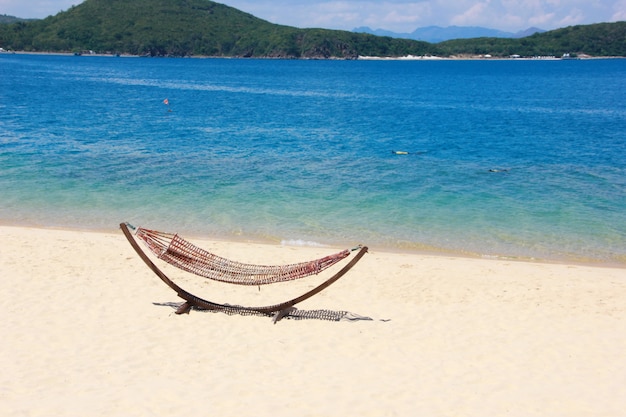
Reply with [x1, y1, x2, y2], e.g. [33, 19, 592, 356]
[1, 0, 624, 58]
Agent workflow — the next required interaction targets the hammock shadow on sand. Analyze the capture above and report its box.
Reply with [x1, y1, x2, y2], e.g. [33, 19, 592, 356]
[121, 223, 371, 323]
[153, 302, 374, 323]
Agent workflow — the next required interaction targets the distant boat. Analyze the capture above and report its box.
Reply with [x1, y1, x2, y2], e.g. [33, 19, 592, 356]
[391, 150, 428, 155]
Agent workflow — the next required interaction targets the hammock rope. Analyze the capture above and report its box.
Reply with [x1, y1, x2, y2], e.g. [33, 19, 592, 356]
[131, 225, 357, 286]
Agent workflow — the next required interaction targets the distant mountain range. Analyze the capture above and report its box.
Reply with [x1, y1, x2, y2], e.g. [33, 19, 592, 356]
[353, 25, 546, 43]
[0, 14, 35, 24]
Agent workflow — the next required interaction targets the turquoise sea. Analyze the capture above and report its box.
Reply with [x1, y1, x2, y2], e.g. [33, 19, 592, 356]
[1, 54, 625, 265]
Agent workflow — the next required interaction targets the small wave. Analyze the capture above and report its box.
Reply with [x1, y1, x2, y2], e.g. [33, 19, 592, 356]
[281, 239, 328, 248]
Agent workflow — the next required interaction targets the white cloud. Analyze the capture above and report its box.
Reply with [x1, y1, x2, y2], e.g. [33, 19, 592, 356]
[374, 3, 433, 29]
[611, 0, 626, 21]
[555, 8, 585, 27]
[1, 0, 622, 32]
[612, 11, 626, 21]
[450, 2, 493, 27]
[528, 12, 556, 27]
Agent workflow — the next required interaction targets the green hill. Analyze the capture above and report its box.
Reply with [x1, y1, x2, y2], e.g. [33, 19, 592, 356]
[0, 0, 435, 58]
[0, 0, 624, 58]
[438, 22, 626, 57]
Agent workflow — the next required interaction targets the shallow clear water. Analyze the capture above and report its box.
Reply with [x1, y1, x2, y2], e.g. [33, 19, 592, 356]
[1, 54, 625, 264]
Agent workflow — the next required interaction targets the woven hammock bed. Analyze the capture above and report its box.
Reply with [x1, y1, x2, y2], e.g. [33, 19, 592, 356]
[120, 222, 368, 321]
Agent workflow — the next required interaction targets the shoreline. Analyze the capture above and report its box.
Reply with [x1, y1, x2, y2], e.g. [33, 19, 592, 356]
[4, 50, 625, 60]
[2, 220, 623, 269]
[2, 224, 625, 416]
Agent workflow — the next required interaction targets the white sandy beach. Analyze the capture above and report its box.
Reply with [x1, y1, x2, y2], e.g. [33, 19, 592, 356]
[1, 225, 625, 416]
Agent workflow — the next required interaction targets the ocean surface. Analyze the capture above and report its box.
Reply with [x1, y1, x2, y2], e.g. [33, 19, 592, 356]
[1, 54, 625, 265]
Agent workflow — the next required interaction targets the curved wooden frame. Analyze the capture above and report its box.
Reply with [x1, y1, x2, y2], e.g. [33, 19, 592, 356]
[120, 223, 368, 318]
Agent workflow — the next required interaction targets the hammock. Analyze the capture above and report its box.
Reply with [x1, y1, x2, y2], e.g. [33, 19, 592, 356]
[120, 222, 368, 320]
[133, 226, 354, 286]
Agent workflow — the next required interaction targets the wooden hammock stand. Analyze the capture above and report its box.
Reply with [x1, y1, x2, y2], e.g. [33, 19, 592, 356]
[120, 222, 368, 319]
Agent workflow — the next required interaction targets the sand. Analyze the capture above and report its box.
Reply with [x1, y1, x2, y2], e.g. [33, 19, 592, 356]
[1, 225, 625, 416]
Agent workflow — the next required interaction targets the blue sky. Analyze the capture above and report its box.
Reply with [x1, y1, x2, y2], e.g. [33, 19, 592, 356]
[2, 0, 624, 32]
